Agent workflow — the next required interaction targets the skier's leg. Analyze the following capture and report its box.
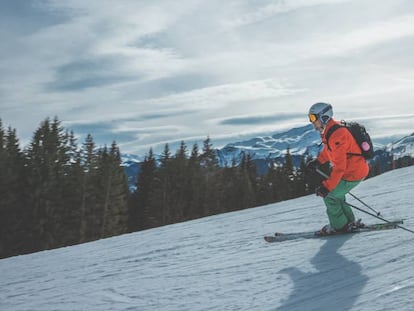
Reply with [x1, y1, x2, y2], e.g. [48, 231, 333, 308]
[323, 180, 361, 229]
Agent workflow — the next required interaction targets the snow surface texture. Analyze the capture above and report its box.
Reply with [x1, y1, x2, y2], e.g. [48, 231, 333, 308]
[1, 167, 414, 311]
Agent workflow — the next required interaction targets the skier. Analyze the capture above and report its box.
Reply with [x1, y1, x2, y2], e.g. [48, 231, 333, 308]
[306, 102, 370, 235]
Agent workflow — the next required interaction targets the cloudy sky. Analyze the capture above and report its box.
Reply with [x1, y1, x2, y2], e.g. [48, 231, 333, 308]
[1, 0, 414, 155]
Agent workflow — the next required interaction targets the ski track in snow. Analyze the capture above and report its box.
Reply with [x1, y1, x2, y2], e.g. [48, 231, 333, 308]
[1, 166, 414, 310]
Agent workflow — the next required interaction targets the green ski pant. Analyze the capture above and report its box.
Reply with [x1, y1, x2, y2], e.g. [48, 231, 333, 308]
[323, 179, 362, 230]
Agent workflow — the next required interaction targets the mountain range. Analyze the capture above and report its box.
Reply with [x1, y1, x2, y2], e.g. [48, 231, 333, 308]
[122, 125, 414, 189]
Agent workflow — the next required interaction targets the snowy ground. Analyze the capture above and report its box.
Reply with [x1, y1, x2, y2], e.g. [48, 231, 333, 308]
[1, 166, 414, 311]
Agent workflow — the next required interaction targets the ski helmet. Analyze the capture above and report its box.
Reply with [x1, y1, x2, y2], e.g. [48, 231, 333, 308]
[308, 102, 333, 125]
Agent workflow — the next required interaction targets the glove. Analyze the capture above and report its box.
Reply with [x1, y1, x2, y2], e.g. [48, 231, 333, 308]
[315, 185, 329, 198]
[306, 158, 320, 171]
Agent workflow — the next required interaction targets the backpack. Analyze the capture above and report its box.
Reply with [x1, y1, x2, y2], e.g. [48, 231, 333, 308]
[325, 121, 374, 160]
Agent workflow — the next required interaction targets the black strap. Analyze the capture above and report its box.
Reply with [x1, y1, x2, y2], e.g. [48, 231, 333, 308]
[324, 123, 363, 157]
[324, 124, 342, 151]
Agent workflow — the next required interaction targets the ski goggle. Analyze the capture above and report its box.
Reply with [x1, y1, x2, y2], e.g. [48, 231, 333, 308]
[308, 113, 318, 123]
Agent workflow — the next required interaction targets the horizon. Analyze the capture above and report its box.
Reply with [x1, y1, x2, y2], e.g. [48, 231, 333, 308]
[1, 118, 411, 159]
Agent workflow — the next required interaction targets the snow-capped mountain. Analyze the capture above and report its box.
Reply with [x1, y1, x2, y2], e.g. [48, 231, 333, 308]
[216, 127, 414, 166]
[121, 126, 414, 189]
[216, 124, 321, 167]
[2, 166, 414, 310]
[386, 132, 414, 158]
[123, 125, 414, 168]
[121, 154, 145, 191]
[121, 153, 145, 164]
[219, 125, 321, 165]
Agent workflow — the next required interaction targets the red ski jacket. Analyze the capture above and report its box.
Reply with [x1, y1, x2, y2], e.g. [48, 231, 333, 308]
[317, 119, 370, 191]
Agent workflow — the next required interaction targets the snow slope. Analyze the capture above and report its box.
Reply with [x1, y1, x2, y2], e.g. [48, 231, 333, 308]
[1, 167, 414, 311]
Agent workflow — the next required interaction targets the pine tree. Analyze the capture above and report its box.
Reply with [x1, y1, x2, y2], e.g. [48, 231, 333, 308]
[283, 146, 294, 177]
[6, 127, 30, 254]
[93, 143, 129, 238]
[0, 123, 26, 257]
[199, 137, 221, 216]
[155, 143, 174, 225]
[293, 154, 308, 197]
[237, 152, 256, 209]
[220, 161, 239, 212]
[282, 147, 295, 199]
[263, 161, 287, 203]
[187, 143, 204, 219]
[130, 148, 157, 230]
[170, 141, 189, 223]
[26, 118, 57, 250]
[79, 134, 99, 242]
[199, 136, 219, 170]
[25, 117, 77, 250]
[59, 131, 83, 246]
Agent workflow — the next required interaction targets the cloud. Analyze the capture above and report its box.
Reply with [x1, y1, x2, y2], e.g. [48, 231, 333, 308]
[1, 0, 414, 155]
[140, 79, 306, 112]
[311, 14, 414, 58]
[218, 113, 302, 126]
[47, 56, 137, 91]
[223, 0, 352, 28]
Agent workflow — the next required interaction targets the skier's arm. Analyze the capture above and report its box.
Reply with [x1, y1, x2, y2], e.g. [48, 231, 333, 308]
[322, 130, 349, 191]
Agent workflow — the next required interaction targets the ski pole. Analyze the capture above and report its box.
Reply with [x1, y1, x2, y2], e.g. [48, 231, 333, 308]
[315, 168, 381, 216]
[345, 201, 414, 234]
[347, 192, 381, 216]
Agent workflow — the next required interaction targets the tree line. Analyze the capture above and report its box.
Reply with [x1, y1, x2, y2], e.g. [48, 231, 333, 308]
[0, 117, 313, 258]
[0, 117, 129, 259]
[2, 117, 410, 258]
[128, 139, 313, 231]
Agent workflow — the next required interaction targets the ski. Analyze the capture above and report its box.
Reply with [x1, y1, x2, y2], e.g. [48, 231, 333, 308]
[264, 219, 404, 243]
